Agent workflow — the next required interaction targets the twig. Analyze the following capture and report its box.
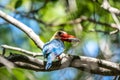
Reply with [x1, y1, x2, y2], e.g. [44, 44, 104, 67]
[101, 0, 120, 34]
[50, 16, 118, 30]
[2, 48, 6, 56]
[110, 29, 119, 35]
[113, 76, 118, 80]
[111, 13, 120, 30]
[1, 45, 42, 57]
[101, 0, 120, 16]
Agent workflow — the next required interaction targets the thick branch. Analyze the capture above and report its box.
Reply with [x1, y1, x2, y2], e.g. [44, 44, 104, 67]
[0, 10, 44, 49]
[0, 54, 120, 76]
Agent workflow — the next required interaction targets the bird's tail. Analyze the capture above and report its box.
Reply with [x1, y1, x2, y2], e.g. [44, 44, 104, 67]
[45, 61, 52, 70]
[45, 53, 56, 70]
[45, 53, 52, 70]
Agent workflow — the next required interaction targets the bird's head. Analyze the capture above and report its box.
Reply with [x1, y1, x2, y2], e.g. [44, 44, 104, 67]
[52, 31, 80, 42]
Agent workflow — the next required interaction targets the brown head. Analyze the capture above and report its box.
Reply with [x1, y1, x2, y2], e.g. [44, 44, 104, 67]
[52, 31, 80, 42]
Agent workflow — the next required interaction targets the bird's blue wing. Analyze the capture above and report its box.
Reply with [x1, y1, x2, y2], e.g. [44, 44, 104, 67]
[42, 42, 50, 58]
[51, 39, 64, 56]
[43, 39, 64, 57]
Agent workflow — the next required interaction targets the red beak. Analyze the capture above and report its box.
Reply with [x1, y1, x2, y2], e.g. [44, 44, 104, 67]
[61, 34, 80, 42]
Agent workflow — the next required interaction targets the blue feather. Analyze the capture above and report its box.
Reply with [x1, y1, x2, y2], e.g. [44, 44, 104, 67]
[45, 53, 55, 70]
[42, 39, 64, 70]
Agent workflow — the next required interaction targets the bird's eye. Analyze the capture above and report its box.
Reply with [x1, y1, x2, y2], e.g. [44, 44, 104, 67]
[58, 31, 63, 36]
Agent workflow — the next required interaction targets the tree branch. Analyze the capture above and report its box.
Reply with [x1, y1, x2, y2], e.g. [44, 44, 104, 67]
[0, 10, 44, 49]
[2, 44, 120, 73]
[101, 0, 120, 31]
[0, 53, 120, 76]
[50, 16, 118, 30]
[101, 0, 120, 16]
[1, 45, 42, 57]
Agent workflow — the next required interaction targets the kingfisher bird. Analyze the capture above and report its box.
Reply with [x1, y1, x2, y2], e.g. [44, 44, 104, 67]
[42, 31, 79, 70]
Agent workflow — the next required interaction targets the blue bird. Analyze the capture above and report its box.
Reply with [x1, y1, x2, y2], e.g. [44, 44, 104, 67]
[42, 31, 79, 70]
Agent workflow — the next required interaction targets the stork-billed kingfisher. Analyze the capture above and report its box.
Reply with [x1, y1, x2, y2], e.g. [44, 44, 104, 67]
[42, 31, 79, 70]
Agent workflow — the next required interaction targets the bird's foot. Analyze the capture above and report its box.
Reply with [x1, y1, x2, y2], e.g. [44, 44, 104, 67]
[57, 56, 61, 61]
[56, 53, 66, 61]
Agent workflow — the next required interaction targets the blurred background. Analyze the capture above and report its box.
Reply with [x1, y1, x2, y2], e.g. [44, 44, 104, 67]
[0, 0, 120, 80]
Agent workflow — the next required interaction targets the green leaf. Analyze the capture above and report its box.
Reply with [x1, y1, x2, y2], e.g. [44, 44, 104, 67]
[15, 0, 22, 9]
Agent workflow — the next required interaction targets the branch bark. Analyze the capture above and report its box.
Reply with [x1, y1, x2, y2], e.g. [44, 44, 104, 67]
[0, 53, 120, 76]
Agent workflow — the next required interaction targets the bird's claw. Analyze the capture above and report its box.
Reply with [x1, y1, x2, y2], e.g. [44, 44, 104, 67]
[57, 56, 61, 61]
